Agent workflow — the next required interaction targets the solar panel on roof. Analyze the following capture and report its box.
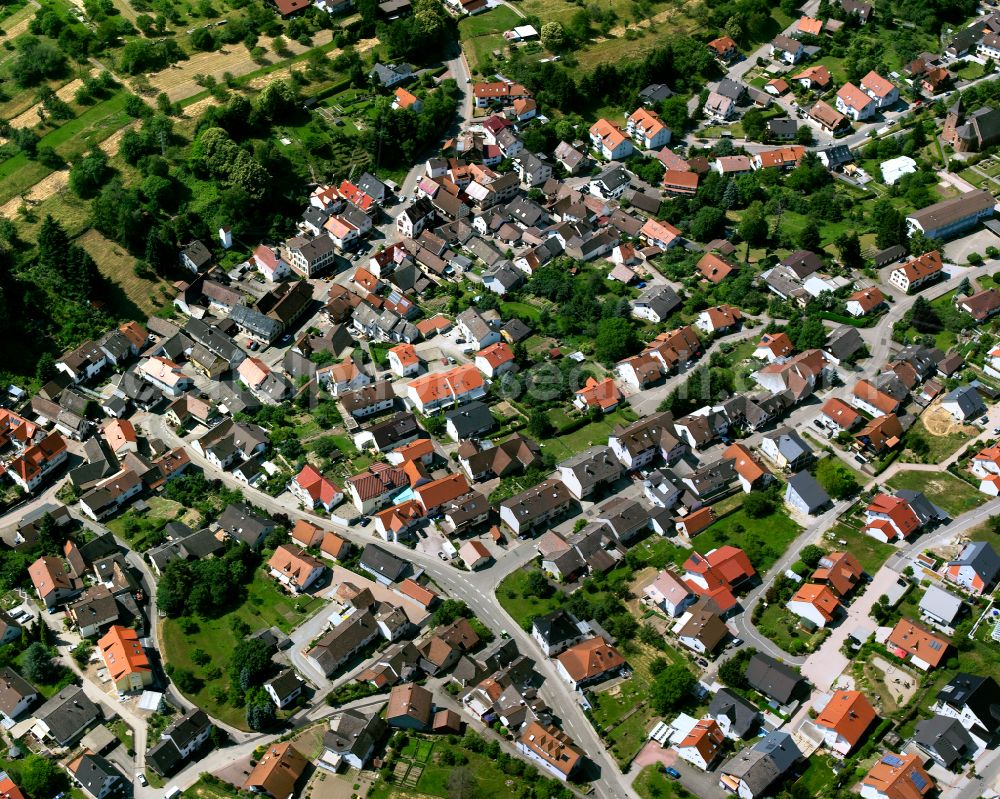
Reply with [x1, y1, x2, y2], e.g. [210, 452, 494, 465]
[910, 771, 928, 790]
[881, 754, 904, 766]
[929, 641, 943, 650]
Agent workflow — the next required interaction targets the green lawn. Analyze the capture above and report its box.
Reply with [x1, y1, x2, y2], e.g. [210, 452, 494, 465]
[161, 577, 322, 729]
[0, 92, 132, 205]
[813, 456, 864, 498]
[496, 565, 565, 630]
[368, 737, 536, 799]
[181, 776, 244, 798]
[756, 603, 826, 656]
[886, 470, 986, 518]
[458, 5, 521, 37]
[694, 504, 801, 575]
[500, 300, 542, 323]
[900, 416, 974, 464]
[826, 522, 895, 576]
[106, 496, 199, 552]
[633, 765, 687, 799]
[793, 755, 837, 797]
[539, 407, 638, 460]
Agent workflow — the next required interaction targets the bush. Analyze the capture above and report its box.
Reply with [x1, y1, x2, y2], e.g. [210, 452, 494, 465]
[968, 252, 984, 265]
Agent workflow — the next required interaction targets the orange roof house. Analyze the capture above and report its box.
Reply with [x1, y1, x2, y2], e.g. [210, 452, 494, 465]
[518, 722, 582, 779]
[393, 87, 421, 110]
[574, 376, 622, 413]
[414, 473, 470, 515]
[373, 499, 424, 540]
[244, 743, 307, 798]
[853, 379, 904, 415]
[102, 419, 138, 456]
[399, 578, 439, 608]
[864, 493, 921, 542]
[847, 286, 886, 316]
[887, 619, 949, 670]
[682, 546, 756, 613]
[707, 35, 738, 58]
[722, 442, 770, 491]
[677, 718, 726, 769]
[857, 413, 903, 452]
[662, 170, 699, 196]
[555, 637, 626, 688]
[862, 752, 934, 799]
[787, 582, 841, 627]
[697, 252, 737, 283]
[812, 551, 863, 597]
[0, 774, 25, 799]
[753, 146, 806, 169]
[793, 65, 832, 89]
[28, 555, 77, 608]
[754, 332, 793, 361]
[475, 341, 515, 376]
[267, 544, 326, 593]
[98, 625, 153, 692]
[640, 218, 682, 249]
[291, 518, 325, 548]
[320, 531, 350, 560]
[814, 690, 877, 754]
[797, 16, 824, 35]
[674, 506, 716, 537]
[406, 364, 485, 413]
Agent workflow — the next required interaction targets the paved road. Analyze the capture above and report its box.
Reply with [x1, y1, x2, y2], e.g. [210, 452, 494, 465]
[146, 412, 639, 799]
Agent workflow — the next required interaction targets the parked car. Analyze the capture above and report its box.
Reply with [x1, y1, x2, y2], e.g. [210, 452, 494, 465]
[664, 767, 681, 779]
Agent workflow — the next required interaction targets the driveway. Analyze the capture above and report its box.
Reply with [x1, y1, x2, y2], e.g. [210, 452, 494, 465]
[800, 565, 904, 690]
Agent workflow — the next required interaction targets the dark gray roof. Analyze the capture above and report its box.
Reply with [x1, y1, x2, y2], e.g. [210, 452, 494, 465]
[229, 304, 283, 340]
[914, 715, 976, 767]
[531, 610, 583, 646]
[786, 471, 831, 513]
[716, 78, 746, 100]
[936, 674, 1000, 733]
[35, 685, 101, 745]
[709, 688, 761, 738]
[147, 737, 184, 777]
[266, 669, 304, 700]
[216, 503, 274, 547]
[325, 708, 386, 761]
[779, 250, 823, 279]
[445, 401, 495, 438]
[593, 164, 630, 192]
[948, 540, 1000, 584]
[558, 446, 623, 492]
[826, 326, 865, 361]
[745, 653, 805, 704]
[71, 753, 125, 796]
[360, 544, 408, 582]
[639, 84, 674, 102]
[943, 385, 986, 418]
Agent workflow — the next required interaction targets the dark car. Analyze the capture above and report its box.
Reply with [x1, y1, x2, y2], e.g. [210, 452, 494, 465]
[664, 767, 681, 779]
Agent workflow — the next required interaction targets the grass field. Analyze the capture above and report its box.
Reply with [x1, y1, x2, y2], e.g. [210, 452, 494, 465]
[368, 736, 535, 799]
[900, 415, 974, 464]
[633, 765, 687, 799]
[496, 565, 565, 629]
[813, 455, 864, 498]
[78, 229, 173, 317]
[826, 522, 895, 575]
[181, 777, 244, 799]
[886, 470, 986, 518]
[161, 577, 322, 728]
[538, 407, 638, 460]
[757, 602, 826, 655]
[693, 503, 801, 575]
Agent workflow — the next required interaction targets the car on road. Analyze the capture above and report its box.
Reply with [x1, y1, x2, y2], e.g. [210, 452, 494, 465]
[696, 658, 708, 667]
[455, 338, 466, 344]
[137, 774, 147, 787]
[664, 767, 681, 779]
[359, 516, 371, 527]
[854, 454, 868, 464]
[980, 416, 989, 425]
[437, 551, 450, 561]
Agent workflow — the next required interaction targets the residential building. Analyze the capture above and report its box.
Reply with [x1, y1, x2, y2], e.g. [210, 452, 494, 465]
[787, 583, 841, 628]
[557, 446, 623, 499]
[887, 618, 949, 670]
[814, 690, 877, 754]
[30, 685, 101, 746]
[97, 625, 152, 693]
[517, 722, 583, 781]
[709, 688, 760, 739]
[243, 743, 307, 798]
[677, 718, 726, 770]
[913, 715, 978, 768]
[555, 637, 626, 689]
[589, 119, 634, 160]
[860, 752, 934, 799]
[946, 541, 1000, 593]
[386, 683, 433, 730]
[67, 753, 126, 799]
[745, 653, 805, 704]
[320, 709, 386, 770]
[785, 471, 831, 515]
[267, 545, 325, 594]
[499, 478, 574, 537]
[836, 82, 877, 120]
[288, 465, 343, 512]
[888, 250, 944, 293]
[847, 287, 887, 317]
[146, 709, 213, 777]
[864, 493, 921, 542]
[718, 730, 801, 798]
[406, 364, 486, 414]
[627, 108, 671, 149]
[531, 610, 589, 657]
[643, 571, 695, 617]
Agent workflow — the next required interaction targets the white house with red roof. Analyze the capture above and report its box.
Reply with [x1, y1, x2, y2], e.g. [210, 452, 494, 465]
[836, 82, 878, 121]
[787, 583, 841, 627]
[289, 465, 343, 512]
[574, 377, 621, 413]
[253, 244, 290, 282]
[864, 493, 921, 542]
[474, 342, 516, 378]
[695, 305, 743, 334]
[860, 70, 899, 108]
[388, 344, 421, 377]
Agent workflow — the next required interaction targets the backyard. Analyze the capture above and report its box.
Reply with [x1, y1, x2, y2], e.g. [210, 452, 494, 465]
[589, 640, 687, 768]
[826, 522, 896, 576]
[537, 407, 639, 460]
[899, 414, 975, 465]
[497, 564, 566, 630]
[106, 496, 201, 552]
[693, 501, 802, 575]
[885, 470, 986, 518]
[756, 603, 826, 656]
[161, 577, 322, 728]
[367, 735, 545, 799]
